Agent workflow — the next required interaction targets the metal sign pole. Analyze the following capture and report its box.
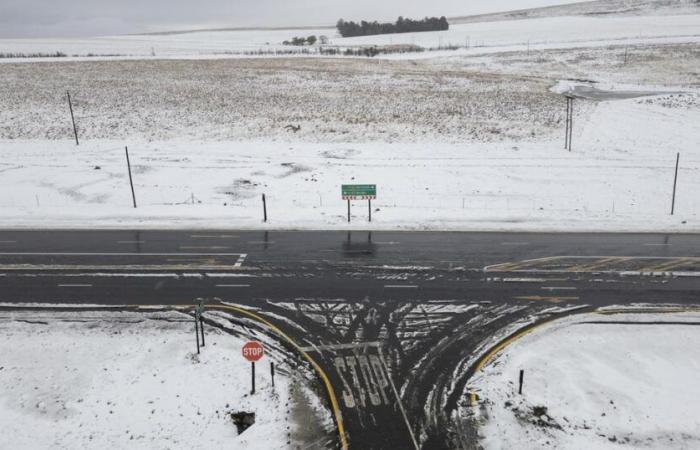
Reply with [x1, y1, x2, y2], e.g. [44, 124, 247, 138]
[347, 199, 351, 223]
[251, 361, 256, 395]
[368, 199, 372, 222]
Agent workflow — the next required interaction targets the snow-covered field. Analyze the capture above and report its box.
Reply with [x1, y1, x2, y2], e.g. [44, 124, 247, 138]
[473, 311, 700, 449]
[0, 89, 698, 231]
[0, 310, 330, 449]
[0, 2, 698, 232]
[0, 10, 698, 60]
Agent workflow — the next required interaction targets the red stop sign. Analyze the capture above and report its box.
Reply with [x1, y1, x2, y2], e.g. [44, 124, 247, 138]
[242, 341, 264, 362]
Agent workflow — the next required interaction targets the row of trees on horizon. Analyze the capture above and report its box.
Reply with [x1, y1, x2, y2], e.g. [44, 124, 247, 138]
[336, 16, 449, 38]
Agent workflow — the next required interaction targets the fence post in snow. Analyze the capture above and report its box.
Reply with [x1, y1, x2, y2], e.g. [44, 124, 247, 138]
[125, 146, 137, 208]
[262, 193, 267, 222]
[671, 152, 680, 215]
[518, 369, 524, 395]
[67, 91, 79, 146]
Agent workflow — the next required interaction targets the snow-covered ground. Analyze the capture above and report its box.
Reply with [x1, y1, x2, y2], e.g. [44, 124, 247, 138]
[0, 310, 330, 449]
[0, 90, 698, 231]
[0, 8, 697, 60]
[0, 2, 698, 232]
[472, 311, 700, 449]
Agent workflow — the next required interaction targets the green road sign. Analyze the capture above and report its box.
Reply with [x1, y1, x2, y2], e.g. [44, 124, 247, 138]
[342, 184, 376, 200]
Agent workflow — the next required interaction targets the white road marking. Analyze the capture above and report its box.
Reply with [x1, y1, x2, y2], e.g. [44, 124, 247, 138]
[644, 243, 671, 246]
[234, 254, 247, 268]
[500, 242, 530, 246]
[541, 286, 577, 291]
[247, 241, 275, 244]
[374, 241, 400, 245]
[118, 241, 145, 244]
[500, 277, 548, 283]
[384, 285, 418, 289]
[190, 235, 239, 238]
[0, 240, 16, 243]
[216, 284, 251, 288]
[179, 246, 230, 250]
[299, 341, 382, 352]
[58, 284, 92, 287]
[0, 252, 245, 256]
[378, 348, 420, 450]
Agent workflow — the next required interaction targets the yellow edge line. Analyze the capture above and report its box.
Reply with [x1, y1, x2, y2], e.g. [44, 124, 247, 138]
[131, 303, 348, 449]
[212, 304, 348, 450]
[640, 258, 693, 273]
[474, 319, 554, 373]
[474, 305, 700, 375]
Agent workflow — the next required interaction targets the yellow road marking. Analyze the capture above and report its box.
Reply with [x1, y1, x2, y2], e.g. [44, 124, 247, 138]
[474, 319, 556, 373]
[513, 295, 579, 303]
[210, 304, 349, 450]
[129, 303, 349, 449]
[640, 258, 694, 273]
[565, 257, 630, 273]
[486, 256, 559, 272]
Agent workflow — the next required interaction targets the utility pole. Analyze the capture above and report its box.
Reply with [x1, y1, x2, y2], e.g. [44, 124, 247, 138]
[67, 91, 79, 145]
[564, 96, 574, 151]
[125, 146, 137, 208]
[671, 152, 680, 215]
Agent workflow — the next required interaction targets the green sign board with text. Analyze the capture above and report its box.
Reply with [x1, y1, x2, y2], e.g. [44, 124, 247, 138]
[342, 184, 376, 200]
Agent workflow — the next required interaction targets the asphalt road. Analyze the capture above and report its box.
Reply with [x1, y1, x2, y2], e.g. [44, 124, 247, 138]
[2, 229, 700, 449]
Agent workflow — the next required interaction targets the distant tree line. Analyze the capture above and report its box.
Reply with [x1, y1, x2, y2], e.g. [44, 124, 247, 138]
[283, 35, 329, 46]
[336, 16, 449, 37]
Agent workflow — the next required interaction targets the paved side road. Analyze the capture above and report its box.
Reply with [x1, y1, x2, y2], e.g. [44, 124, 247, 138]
[1, 230, 700, 449]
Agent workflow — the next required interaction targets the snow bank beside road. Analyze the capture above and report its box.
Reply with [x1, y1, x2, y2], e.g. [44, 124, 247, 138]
[0, 311, 328, 449]
[473, 311, 700, 449]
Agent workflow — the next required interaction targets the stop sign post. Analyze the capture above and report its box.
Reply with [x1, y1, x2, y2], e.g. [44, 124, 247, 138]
[243, 342, 264, 394]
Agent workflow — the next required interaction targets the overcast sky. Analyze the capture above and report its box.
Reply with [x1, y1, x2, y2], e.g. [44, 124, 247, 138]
[0, 0, 580, 38]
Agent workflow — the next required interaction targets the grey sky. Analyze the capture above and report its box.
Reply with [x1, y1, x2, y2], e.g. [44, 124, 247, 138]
[0, 0, 580, 38]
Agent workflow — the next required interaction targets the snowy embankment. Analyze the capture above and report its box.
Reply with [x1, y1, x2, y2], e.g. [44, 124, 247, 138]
[472, 311, 700, 449]
[0, 310, 330, 449]
[0, 11, 698, 61]
[0, 92, 698, 231]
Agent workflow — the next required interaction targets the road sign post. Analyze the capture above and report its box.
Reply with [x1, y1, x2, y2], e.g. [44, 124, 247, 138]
[242, 341, 264, 394]
[342, 184, 376, 223]
[194, 314, 200, 354]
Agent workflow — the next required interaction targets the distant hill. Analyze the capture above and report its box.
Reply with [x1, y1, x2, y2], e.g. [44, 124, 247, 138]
[449, 0, 699, 24]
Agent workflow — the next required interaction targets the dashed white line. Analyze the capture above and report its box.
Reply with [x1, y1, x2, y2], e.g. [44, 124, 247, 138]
[644, 243, 671, 246]
[190, 235, 239, 239]
[247, 241, 275, 244]
[179, 246, 230, 250]
[216, 284, 251, 288]
[58, 284, 92, 287]
[500, 242, 530, 246]
[384, 285, 418, 289]
[0, 240, 17, 243]
[541, 286, 577, 291]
